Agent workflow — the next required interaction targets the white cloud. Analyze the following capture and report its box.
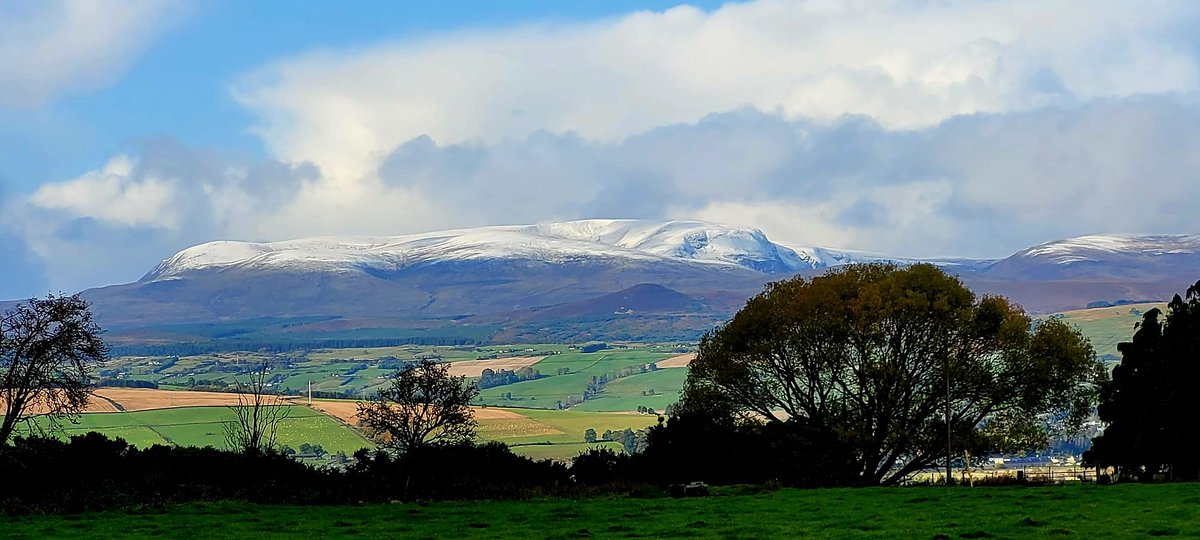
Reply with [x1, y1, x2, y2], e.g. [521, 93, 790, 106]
[29, 155, 178, 230]
[233, 0, 1200, 180]
[3, 141, 317, 292]
[0, 0, 183, 107]
[8, 1, 1200, 296]
[9, 98, 1200, 293]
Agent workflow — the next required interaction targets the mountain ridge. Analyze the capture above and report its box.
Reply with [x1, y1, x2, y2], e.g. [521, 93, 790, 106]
[7, 220, 1200, 346]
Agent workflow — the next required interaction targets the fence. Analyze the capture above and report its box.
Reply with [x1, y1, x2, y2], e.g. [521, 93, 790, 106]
[905, 465, 1098, 485]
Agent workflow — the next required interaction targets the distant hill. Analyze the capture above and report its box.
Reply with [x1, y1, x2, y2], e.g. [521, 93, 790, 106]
[5, 220, 1197, 346]
[523, 284, 705, 321]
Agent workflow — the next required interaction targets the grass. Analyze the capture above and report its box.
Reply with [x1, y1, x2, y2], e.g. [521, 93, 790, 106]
[102, 344, 680, 407]
[570, 368, 687, 412]
[476, 350, 676, 410]
[16, 403, 660, 461]
[515, 408, 659, 441]
[1051, 302, 1164, 361]
[19, 406, 372, 455]
[476, 408, 660, 459]
[6, 483, 1200, 538]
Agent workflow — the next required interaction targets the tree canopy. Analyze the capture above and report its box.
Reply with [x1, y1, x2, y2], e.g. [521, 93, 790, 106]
[681, 263, 1104, 485]
[1085, 280, 1200, 480]
[356, 358, 478, 452]
[1, 294, 108, 446]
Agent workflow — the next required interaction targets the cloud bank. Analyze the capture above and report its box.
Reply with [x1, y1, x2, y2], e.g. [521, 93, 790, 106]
[5, 0, 1200, 297]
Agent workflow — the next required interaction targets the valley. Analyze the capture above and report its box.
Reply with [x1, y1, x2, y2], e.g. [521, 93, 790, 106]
[30, 298, 1145, 463]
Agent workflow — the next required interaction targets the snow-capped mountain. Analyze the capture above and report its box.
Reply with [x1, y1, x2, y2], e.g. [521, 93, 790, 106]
[985, 234, 1200, 280]
[33, 223, 1198, 341]
[144, 219, 818, 281]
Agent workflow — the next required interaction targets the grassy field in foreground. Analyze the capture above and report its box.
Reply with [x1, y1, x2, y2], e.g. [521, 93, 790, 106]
[5, 483, 1200, 539]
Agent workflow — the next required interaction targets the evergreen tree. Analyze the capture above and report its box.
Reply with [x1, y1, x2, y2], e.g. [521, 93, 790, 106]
[1087, 281, 1200, 480]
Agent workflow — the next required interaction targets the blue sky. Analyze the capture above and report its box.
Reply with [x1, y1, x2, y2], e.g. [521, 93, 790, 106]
[3, 0, 1200, 298]
[2, 0, 724, 190]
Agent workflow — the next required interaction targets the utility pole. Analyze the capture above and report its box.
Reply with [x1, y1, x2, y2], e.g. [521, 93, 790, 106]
[308, 380, 312, 406]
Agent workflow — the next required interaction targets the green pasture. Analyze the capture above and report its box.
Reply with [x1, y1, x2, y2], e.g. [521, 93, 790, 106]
[8, 483, 1200, 539]
[15, 403, 658, 461]
[1052, 302, 1164, 361]
[18, 406, 371, 455]
[569, 368, 686, 412]
[476, 407, 660, 459]
[476, 350, 676, 410]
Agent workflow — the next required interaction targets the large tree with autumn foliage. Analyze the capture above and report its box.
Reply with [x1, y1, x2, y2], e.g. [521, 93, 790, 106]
[681, 263, 1105, 485]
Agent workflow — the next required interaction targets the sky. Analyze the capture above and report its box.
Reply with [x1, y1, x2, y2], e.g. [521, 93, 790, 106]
[2, 0, 1200, 299]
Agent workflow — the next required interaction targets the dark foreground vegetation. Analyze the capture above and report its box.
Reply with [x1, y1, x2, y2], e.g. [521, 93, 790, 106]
[0, 422, 876, 514]
[6, 483, 1200, 539]
[0, 434, 571, 514]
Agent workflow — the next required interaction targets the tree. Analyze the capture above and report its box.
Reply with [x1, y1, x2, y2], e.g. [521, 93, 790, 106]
[223, 362, 291, 453]
[357, 358, 478, 452]
[1, 294, 107, 446]
[584, 428, 597, 443]
[1086, 280, 1200, 480]
[682, 263, 1104, 485]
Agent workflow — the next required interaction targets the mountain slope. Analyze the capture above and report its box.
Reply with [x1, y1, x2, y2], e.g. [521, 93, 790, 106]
[524, 283, 705, 321]
[984, 234, 1200, 280]
[144, 219, 817, 281]
[11, 222, 1199, 345]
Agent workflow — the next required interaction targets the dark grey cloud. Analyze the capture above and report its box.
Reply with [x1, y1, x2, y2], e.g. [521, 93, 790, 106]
[376, 97, 1200, 257]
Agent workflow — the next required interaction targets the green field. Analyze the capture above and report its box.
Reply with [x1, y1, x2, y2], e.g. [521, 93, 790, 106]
[15, 402, 658, 461]
[476, 350, 677, 410]
[100, 344, 689, 413]
[569, 368, 686, 412]
[1051, 302, 1164, 361]
[6, 483, 1200, 538]
[19, 406, 372, 455]
[475, 407, 659, 459]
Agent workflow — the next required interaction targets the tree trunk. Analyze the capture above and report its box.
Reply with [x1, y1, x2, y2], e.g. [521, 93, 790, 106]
[0, 414, 18, 446]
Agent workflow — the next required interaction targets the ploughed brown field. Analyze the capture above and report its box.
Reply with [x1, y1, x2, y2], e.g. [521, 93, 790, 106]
[445, 356, 546, 377]
[2, 388, 294, 416]
[656, 353, 694, 368]
[97, 388, 294, 411]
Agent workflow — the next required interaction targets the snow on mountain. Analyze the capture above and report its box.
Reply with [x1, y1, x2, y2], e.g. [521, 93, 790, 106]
[149, 222, 1198, 287]
[985, 233, 1200, 281]
[1015, 234, 1200, 265]
[144, 219, 819, 281]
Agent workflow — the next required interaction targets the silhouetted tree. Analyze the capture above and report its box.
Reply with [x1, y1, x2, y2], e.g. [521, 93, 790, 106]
[1086, 280, 1200, 480]
[223, 362, 291, 454]
[682, 263, 1105, 485]
[357, 358, 478, 452]
[1, 294, 107, 446]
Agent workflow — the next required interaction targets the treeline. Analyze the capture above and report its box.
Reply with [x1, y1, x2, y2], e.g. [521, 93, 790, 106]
[0, 434, 568, 514]
[477, 368, 542, 390]
[95, 379, 158, 389]
[0, 413, 871, 514]
[109, 336, 485, 357]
